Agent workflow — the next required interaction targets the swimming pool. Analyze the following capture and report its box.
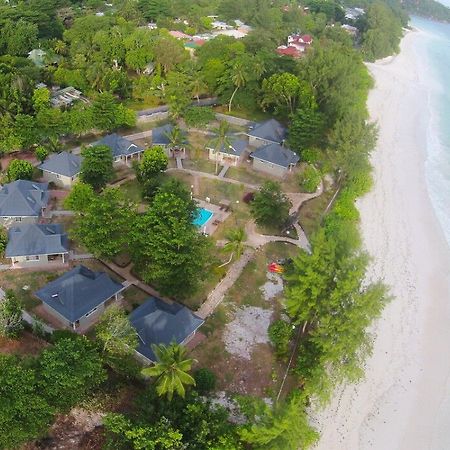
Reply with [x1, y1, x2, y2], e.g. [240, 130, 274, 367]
[193, 208, 213, 227]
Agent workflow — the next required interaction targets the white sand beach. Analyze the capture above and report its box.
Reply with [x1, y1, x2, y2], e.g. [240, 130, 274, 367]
[313, 31, 450, 450]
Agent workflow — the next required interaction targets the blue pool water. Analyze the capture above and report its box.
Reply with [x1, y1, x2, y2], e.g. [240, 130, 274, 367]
[193, 208, 213, 227]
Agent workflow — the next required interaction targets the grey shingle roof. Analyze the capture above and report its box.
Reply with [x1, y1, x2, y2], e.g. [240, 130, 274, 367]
[6, 224, 69, 258]
[34, 265, 124, 323]
[247, 119, 287, 144]
[151, 124, 173, 146]
[251, 143, 300, 168]
[129, 298, 204, 361]
[0, 180, 49, 217]
[96, 134, 144, 158]
[38, 151, 82, 177]
[207, 136, 248, 156]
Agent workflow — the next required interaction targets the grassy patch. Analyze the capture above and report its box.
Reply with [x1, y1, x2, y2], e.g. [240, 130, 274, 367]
[225, 165, 271, 186]
[299, 188, 335, 238]
[122, 285, 150, 312]
[214, 105, 270, 122]
[120, 178, 143, 203]
[183, 158, 217, 174]
[0, 270, 66, 310]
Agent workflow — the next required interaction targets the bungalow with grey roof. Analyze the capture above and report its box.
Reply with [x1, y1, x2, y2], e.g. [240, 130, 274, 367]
[39, 151, 82, 187]
[151, 124, 187, 158]
[250, 143, 299, 177]
[0, 180, 49, 227]
[206, 136, 248, 167]
[6, 223, 69, 268]
[96, 133, 144, 165]
[246, 119, 287, 147]
[34, 265, 126, 330]
[129, 297, 204, 363]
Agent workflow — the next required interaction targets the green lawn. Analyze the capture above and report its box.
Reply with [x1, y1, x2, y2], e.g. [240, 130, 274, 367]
[225, 166, 271, 186]
[0, 270, 66, 310]
[120, 178, 143, 203]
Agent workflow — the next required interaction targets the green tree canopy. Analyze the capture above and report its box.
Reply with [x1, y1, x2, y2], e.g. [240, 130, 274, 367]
[142, 343, 195, 400]
[80, 144, 113, 190]
[6, 159, 33, 181]
[0, 290, 23, 338]
[250, 181, 292, 230]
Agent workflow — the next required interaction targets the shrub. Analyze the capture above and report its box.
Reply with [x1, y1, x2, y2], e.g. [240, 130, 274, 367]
[0, 226, 7, 256]
[194, 368, 216, 394]
[184, 106, 215, 128]
[268, 320, 294, 358]
[6, 159, 33, 181]
[242, 192, 255, 203]
[35, 146, 49, 163]
[298, 165, 321, 193]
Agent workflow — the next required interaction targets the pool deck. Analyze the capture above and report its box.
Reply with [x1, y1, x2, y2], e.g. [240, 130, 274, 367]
[195, 199, 231, 236]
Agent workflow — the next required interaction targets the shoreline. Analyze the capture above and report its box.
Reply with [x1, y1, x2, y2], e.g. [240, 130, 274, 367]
[313, 29, 450, 450]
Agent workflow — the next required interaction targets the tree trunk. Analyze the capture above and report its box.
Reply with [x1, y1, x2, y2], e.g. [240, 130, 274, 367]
[228, 86, 239, 112]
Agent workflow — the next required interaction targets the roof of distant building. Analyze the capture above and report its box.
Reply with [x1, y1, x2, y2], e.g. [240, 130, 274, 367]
[247, 119, 287, 144]
[152, 124, 174, 146]
[276, 46, 302, 58]
[0, 180, 49, 218]
[96, 133, 144, 159]
[39, 151, 82, 178]
[251, 143, 299, 168]
[129, 297, 204, 361]
[34, 265, 124, 323]
[6, 223, 69, 258]
[169, 30, 191, 40]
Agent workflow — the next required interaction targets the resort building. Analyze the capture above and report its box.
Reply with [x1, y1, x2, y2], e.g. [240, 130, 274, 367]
[39, 151, 82, 188]
[129, 297, 204, 363]
[5, 224, 69, 268]
[247, 119, 287, 147]
[34, 265, 125, 330]
[95, 133, 144, 165]
[0, 180, 49, 227]
[250, 143, 299, 177]
[206, 137, 248, 166]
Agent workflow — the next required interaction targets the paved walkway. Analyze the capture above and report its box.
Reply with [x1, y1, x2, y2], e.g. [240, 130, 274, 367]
[176, 157, 183, 169]
[100, 259, 174, 303]
[22, 310, 54, 334]
[196, 248, 255, 319]
[218, 165, 229, 178]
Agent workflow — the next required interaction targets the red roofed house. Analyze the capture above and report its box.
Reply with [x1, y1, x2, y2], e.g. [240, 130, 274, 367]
[169, 30, 191, 40]
[276, 34, 313, 59]
[276, 46, 302, 58]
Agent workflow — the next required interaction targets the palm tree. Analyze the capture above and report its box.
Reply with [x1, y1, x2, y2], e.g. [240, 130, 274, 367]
[141, 342, 195, 400]
[228, 61, 248, 112]
[208, 121, 232, 174]
[164, 125, 187, 156]
[191, 77, 207, 104]
[220, 227, 247, 267]
[54, 40, 67, 56]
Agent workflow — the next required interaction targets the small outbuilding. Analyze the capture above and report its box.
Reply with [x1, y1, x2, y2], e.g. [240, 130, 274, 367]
[129, 297, 204, 363]
[250, 143, 299, 177]
[34, 265, 125, 330]
[246, 119, 287, 147]
[39, 151, 82, 187]
[5, 223, 69, 267]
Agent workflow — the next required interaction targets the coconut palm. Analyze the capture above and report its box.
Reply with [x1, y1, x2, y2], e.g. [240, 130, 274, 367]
[164, 125, 186, 149]
[191, 77, 207, 104]
[220, 227, 247, 267]
[208, 121, 232, 174]
[228, 60, 248, 112]
[141, 342, 195, 400]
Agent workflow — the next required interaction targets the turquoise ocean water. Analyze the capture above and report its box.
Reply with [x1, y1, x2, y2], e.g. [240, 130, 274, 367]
[411, 15, 450, 247]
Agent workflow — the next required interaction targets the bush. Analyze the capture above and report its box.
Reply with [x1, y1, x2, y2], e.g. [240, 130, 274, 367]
[184, 106, 215, 128]
[268, 320, 294, 358]
[298, 165, 321, 193]
[6, 159, 33, 181]
[242, 192, 255, 203]
[35, 146, 49, 163]
[0, 226, 7, 256]
[194, 368, 216, 394]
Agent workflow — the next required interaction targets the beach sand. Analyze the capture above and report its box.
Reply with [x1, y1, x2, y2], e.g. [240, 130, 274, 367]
[313, 31, 450, 450]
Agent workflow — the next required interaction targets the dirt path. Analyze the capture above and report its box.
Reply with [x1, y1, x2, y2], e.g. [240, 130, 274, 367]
[196, 248, 255, 319]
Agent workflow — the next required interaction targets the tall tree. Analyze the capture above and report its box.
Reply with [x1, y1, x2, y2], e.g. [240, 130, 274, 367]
[132, 190, 208, 298]
[80, 144, 113, 191]
[222, 227, 247, 266]
[250, 181, 292, 230]
[6, 159, 33, 181]
[141, 343, 195, 400]
[228, 60, 248, 112]
[0, 290, 23, 338]
[71, 188, 137, 259]
[208, 121, 232, 174]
